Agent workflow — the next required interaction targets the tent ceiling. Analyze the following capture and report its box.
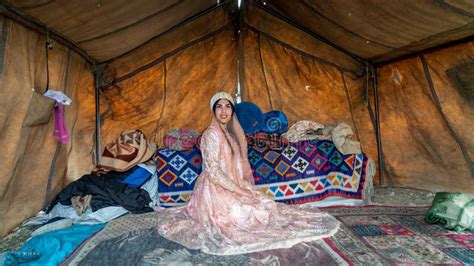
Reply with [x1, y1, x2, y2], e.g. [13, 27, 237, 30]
[3, 0, 216, 62]
[2, 0, 473, 64]
[259, 0, 474, 63]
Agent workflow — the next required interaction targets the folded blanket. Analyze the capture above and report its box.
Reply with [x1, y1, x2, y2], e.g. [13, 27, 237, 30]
[262, 110, 288, 134]
[100, 129, 156, 172]
[425, 192, 474, 231]
[282, 120, 328, 143]
[282, 121, 361, 154]
[235, 102, 264, 134]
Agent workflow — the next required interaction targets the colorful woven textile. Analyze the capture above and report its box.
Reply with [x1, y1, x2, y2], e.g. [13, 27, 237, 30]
[155, 148, 202, 207]
[425, 192, 474, 231]
[64, 206, 474, 265]
[324, 205, 474, 265]
[163, 128, 200, 151]
[155, 139, 370, 207]
[246, 132, 289, 150]
[250, 139, 369, 204]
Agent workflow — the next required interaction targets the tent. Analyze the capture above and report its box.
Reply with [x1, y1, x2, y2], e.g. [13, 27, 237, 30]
[0, 0, 472, 238]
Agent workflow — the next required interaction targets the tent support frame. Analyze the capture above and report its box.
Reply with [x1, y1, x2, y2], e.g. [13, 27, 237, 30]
[371, 64, 393, 188]
[93, 64, 101, 166]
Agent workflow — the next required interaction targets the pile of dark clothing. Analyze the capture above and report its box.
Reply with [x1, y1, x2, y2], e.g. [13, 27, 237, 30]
[49, 166, 154, 215]
[46, 130, 158, 220]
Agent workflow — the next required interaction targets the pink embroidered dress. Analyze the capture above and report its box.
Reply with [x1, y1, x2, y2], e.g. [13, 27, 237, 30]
[156, 110, 340, 255]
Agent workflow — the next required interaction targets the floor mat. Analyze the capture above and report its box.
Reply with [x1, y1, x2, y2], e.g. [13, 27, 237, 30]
[63, 205, 473, 265]
[324, 205, 473, 265]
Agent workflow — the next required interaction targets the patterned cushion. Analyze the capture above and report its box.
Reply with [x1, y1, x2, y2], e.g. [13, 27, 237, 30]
[262, 110, 288, 134]
[155, 148, 202, 207]
[235, 102, 264, 134]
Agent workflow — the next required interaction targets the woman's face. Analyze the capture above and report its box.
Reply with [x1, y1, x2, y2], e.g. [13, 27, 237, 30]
[214, 99, 233, 125]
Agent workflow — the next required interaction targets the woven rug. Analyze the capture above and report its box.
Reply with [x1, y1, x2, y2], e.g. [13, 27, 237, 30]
[63, 205, 473, 265]
[324, 205, 473, 265]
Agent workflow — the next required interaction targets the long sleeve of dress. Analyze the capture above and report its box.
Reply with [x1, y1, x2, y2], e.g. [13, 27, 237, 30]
[200, 129, 248, 194]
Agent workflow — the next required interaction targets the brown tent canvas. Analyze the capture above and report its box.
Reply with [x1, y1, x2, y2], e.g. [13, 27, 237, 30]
[0, 0, 472, 238]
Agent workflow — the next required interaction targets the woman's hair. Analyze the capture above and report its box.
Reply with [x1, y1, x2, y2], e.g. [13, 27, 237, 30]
[212, 98, 235, 115]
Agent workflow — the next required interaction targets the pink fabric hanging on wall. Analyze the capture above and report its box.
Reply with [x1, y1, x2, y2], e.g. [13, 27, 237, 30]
[53, 104, 69, 144]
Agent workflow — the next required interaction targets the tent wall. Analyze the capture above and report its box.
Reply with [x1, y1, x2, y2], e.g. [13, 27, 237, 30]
[0, 1, 472, 239]
[376, 41, 473, 192]
[99, 29, 237, 148]
[243, 3, 364, 77]
[0, 17, 95, 237]
[105, 6, 231, 81]
[240, 28, 377, 179]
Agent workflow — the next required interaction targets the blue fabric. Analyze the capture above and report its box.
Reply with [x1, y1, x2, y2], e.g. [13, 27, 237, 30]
[1, 252, 41, 265]
[2, 224, 105, 266]
[235, 102, 264, 134]
[262, 110, 288, 134]
[120, 166, 152, 188]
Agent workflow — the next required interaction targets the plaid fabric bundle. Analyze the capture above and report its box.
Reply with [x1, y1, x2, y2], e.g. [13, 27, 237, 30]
[100, 130, 156, 172]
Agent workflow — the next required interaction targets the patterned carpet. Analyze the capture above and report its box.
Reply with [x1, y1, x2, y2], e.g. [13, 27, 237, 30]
[63, 205, 473, 265]
[324, 205, 473, 265]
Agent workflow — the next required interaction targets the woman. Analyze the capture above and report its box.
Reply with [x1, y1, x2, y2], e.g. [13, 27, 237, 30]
[155, 92, 340, 255]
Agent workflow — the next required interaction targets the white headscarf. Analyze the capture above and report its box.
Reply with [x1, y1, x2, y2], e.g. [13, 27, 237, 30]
[209, 92, 234, 110]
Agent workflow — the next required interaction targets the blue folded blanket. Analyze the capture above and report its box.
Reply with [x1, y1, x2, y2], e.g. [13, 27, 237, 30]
[262, 110, 288, 134]
[120, 166, 153, 188]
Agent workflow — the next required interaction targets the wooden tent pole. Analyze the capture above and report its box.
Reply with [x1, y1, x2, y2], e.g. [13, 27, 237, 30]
[235, 0, 245, 102]
[372, 65, 384, 186]
[93, 64, 101, 166]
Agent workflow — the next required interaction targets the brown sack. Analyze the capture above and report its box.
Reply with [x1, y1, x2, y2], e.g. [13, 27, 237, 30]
[23, 90, 55, 127]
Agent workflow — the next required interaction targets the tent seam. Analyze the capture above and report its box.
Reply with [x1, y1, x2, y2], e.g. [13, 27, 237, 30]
[257, 32, 273, 110]
[248, 0, 365, 64]
[297, 0, 408, 51]
[109, 24, 232, 86]
[44, 48, 72, 208]
[98, 3, 229, 65]
[0, 17, 8, 76]
[76, 1, 183, 44]
[433, 0, 474, 18]
[341, 70, 363, 152]
[246, 25, 362, 78]
[373, 23, 474, 64]
[420, 55, 474, 177]
[152, 62, 167, 145]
